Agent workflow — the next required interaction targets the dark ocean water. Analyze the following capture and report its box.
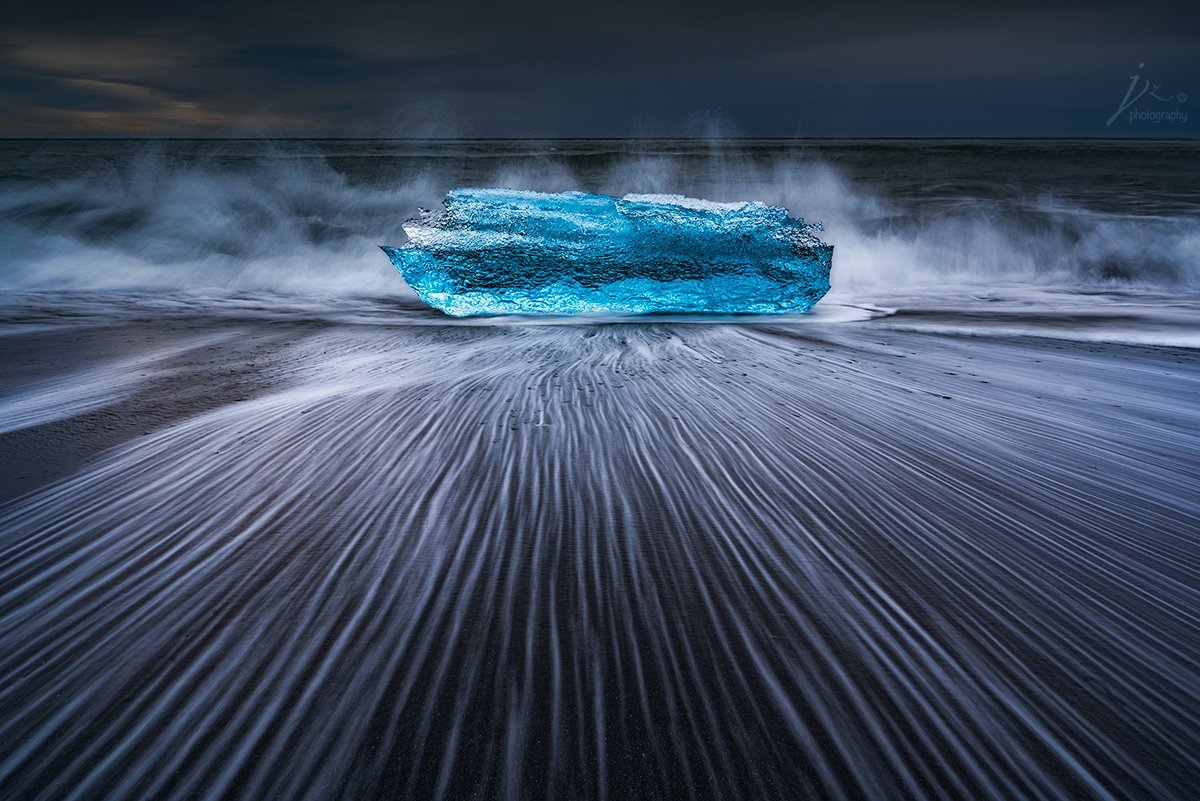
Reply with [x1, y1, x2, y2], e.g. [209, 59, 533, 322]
[1, 138, 1199, 292]
[0, 140, 1198, 800]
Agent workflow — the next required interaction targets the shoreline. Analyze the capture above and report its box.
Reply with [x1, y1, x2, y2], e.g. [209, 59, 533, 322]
[2, 310, 1198, 798]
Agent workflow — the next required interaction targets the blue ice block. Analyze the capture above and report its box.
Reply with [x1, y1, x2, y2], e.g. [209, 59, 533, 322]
[381, 189, 832, 316]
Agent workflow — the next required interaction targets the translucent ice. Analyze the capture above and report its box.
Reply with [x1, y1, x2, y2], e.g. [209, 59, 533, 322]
[381, 189, 832, 316]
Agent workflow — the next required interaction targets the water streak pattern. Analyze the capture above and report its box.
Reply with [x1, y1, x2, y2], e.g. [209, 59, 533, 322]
[1, 315, 1198, 800]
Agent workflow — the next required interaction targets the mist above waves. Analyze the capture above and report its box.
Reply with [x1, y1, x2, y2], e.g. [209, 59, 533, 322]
[0, 139, 1197, 295]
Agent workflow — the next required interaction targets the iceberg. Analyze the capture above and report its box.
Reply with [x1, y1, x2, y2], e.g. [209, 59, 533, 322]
[381, 189, 832, 316]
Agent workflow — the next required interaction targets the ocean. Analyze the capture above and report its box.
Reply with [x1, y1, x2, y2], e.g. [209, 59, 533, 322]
[0, 139, 1198, 800]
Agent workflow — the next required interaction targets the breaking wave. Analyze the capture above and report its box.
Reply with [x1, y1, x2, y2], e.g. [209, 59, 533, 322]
[0, 139, 1197, 295]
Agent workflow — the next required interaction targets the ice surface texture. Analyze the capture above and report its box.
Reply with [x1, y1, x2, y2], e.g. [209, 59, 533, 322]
[381, 189, 832, 316]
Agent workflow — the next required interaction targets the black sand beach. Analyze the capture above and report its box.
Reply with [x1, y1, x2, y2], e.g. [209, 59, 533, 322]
[2, 138, 1198, 799]
[1, 297, 1197, 799]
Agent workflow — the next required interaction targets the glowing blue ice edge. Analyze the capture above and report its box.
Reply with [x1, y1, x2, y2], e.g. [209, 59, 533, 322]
[381, 188, 832, 317]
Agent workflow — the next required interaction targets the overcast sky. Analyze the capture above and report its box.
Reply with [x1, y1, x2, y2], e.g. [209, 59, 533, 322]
[1, 0, 1196, 136]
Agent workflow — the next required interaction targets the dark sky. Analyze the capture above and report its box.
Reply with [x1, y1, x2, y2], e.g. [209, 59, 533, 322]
[1, 0, 1197, 137]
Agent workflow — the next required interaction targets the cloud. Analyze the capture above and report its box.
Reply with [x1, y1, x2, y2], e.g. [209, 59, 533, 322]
[0, 0, 1195, 136]
[4, 34, 192, 80]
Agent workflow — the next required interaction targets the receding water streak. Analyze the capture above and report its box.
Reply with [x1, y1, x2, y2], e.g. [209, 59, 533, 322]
[1, 313, 1197, 799]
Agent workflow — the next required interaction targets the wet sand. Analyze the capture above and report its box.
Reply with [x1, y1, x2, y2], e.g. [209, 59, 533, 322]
[1, 307, 1198, 800]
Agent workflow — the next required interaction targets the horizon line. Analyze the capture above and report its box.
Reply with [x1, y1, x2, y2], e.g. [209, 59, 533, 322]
[1, 135, 1197, 142]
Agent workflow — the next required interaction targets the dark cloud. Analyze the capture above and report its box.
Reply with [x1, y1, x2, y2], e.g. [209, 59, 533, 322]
[0, 0, 1196, 136]
[221, 45, 382, 81]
